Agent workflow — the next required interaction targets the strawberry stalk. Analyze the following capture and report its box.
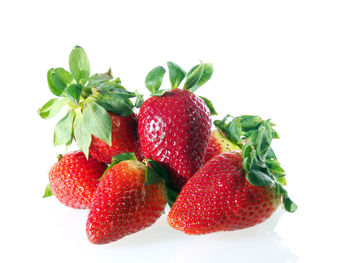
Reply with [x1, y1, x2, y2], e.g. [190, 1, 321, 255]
[214, 115, 297, 212]
[38, 46, 143, 158]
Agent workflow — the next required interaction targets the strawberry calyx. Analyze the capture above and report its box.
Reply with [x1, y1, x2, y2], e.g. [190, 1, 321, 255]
[143, 61, 217, 115]
[38, 46, 143, 158]
[214, 115, 297, 213]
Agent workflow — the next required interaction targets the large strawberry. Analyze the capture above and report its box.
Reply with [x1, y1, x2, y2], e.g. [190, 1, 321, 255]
[138, 62, 216, 190]
[37, 46, 143, 162]
[168, 118, 297, 234]
[44, 151, 107, 209]
[86, 153, 167, 244]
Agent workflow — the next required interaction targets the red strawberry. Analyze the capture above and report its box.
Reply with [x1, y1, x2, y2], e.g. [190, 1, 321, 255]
[204, 130, 240, 163]
[38, 46, 144, 161]
[86, 153, 167, 244]
[89, 112, 143, 163]
[48, 151, 107, 209]
[168, 117, 297, 234]
[138, 62, 214, 190]
[168, 152, 281, 234]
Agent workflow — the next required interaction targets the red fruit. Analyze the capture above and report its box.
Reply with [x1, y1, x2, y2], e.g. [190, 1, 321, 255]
[204, 130, 240, 163]
[89, 112, 143, 164]
[168, 151, 281, 234]
[48, 151, 107, 209]
[86, 159, 167, 244]
[138, 88, 211, 190]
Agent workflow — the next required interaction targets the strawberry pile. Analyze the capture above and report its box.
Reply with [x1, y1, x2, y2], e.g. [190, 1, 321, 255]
[39, 47, 297, 244]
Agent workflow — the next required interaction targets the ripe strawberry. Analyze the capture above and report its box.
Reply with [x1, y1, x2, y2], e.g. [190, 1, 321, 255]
[138, 62, 215, 190]
[38, 46, 144, 160]
[86, 153, 167, 244]
[47, 151, 107, 209]
[89, 112, 143, 163]
[204, 130, 240, 163]
[168, 118, 297, 234]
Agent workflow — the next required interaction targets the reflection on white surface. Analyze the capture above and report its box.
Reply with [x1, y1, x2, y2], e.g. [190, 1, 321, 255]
[106, 208, 297, 263]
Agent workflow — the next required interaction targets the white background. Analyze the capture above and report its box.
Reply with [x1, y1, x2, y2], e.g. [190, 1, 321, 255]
[0, 1, 349, 262]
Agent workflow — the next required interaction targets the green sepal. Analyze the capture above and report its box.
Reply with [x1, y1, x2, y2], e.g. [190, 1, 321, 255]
[99, 153, 138, 180]
[145, 66, 166, 93]
[183, 62, 204, 91]
[95, 94, 134, 116]
[145, 166, 165, 186]
[69, 46, 90, 84]
[167, 62, 186, 89]
[50, 68, 73, 95]
[255, 120, 273, 161]
[283, 196, 298, 212]
[47, 68, 63, 96]
[150, 90, 167, 97]
[38, 98, 65, 119]
[146, 160, 179, 205]
[82, 100, 111, 146]
[199, 96, 218, 115]
[246, 155, 274, 186]
[240, 115, 263, 131]
[53, 110, 75, 146]
[74, 110, 92, 158]
[186, 63, 213, 92]
[135, 91, 144, 108]
[43, 183, 53, 198]
[87, 69, 113, 87]
[66, 83, 83, 105]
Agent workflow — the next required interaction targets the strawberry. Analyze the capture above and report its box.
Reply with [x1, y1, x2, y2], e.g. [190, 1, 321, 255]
[89, 112, 144, 163]
[138, 62, 216, 190]
[168, 118, 297, 234]
[86, 153, 167, 244]
[45, 151, 107, 209]
[204, 130, 240, 163]
[38, 46, 144, 161]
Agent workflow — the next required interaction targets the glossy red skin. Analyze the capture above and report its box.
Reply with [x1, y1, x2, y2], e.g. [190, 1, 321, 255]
[86, 160, 167, 244]
[138, 89, 211, 190]
[168, 151, 281, 234]
[89, 113, 143, 164]
[204, 132, 223, 163]
[48, 151, 107, 209]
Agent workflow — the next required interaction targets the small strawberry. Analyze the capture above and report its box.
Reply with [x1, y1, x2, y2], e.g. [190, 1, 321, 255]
[138, 62, 216, 190]
[86, 153, 167, 244]
[45, 151, 107, 209]
[168, 118, 297, 234]
[204, 130, 240, 163]
[38, 46, 143, 161]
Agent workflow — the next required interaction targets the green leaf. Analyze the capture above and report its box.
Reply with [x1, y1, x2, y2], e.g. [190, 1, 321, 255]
[187, 63, 213, 92]
[100, 153, 138, 180]
[135, 92, 144, 108]
[82, 101, 111, 145]
[43, 183, 53, 198]
[145, 166, 164, 186]
[240, 115, 263, 131]
[66, 83, 83, 105]
[147, 160, 172, 187]
[283, 196, 298, 212]
[151, 90, 167, 96]
[38, 98, 65, 119]
[74, 110, 92, 158]
[167, 62, 186, 89]
[69, 46, 90, 84]
[246, 155, 273, 186]
[226, 117, 242, 145]
[255, 121, 273, 161]
[183, 62, 204, 91]
[88, 69, 113, 87]
[47, 68, 63, 96]
[145, 66, 166, 93]
[50, 68, 73, 94]
[95, 95, 134, 116]
[242, 143, 253, 171]
[199, 96, 218, 115]
[53, 110, 75, 146]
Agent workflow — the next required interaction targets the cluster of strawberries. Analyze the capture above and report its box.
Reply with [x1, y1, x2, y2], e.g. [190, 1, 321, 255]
[39, 46, 297, 245]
